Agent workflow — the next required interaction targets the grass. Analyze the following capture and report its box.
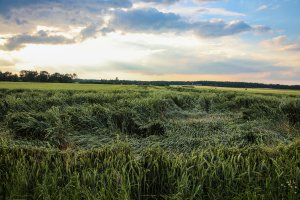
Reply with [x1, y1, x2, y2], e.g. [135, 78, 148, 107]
[195, 85, 300, 96]
[1, 140, 299, 200]
[0, 82, 299, 199]
[1, 81, 300, 95]
[0, 81, 137, 91]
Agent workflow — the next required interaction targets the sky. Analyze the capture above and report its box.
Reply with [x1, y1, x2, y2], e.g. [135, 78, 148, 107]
[0, 0, 299, 84]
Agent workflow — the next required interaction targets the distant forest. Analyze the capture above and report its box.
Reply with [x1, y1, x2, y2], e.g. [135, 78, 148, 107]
[1, 70, 300, 90]
[0, 70, 77, 83]
[80, 79, 300, 90]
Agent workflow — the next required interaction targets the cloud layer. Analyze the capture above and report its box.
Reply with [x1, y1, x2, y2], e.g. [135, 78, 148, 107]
[0, 30, 75, 51]
[0, 0, 299, 84]
[0, 0, 132, 12]
[0, 3, 270, 51]
[111, 8, 269, 37]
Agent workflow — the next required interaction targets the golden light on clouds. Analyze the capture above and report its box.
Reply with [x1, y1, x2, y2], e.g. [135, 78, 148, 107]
[0, 0, 299, 84]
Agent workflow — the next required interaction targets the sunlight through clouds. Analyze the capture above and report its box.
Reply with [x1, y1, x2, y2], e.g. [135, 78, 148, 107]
[0, 0, 299, 84]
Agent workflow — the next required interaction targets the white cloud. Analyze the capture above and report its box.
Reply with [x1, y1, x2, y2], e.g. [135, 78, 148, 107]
[197, 7, 246, 17]
[256, 4, 280, 12]
[256, 5, 268, 12]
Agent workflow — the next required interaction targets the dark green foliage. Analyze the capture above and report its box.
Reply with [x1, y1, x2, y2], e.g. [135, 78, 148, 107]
[0, 70, 76, 82]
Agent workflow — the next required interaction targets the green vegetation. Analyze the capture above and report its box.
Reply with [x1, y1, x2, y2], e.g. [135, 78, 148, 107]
[0, 70, 77, 83]
[2, 69, 300, 90]
[196, 86, 300, 96]
[0, 82, 299, 199]
[0, 82, 136, 91]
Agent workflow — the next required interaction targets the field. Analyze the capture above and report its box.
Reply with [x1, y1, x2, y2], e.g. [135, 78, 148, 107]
[196, 86, 300, 96]
[0, 82, 299, 199]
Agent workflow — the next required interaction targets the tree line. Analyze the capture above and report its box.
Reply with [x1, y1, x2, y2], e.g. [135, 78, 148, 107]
[0, 70, 77, 83]
[1, 70, 299, 90]
[79, 79, 300, 90]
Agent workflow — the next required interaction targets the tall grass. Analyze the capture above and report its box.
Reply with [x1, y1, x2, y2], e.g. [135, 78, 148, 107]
[2, 87, 298, 150]
[0, 85, 299, 199]
[0, 140, 299, 199]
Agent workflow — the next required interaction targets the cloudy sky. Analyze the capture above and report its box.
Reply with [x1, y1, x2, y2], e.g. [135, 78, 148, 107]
[0, 0, 299, 84]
